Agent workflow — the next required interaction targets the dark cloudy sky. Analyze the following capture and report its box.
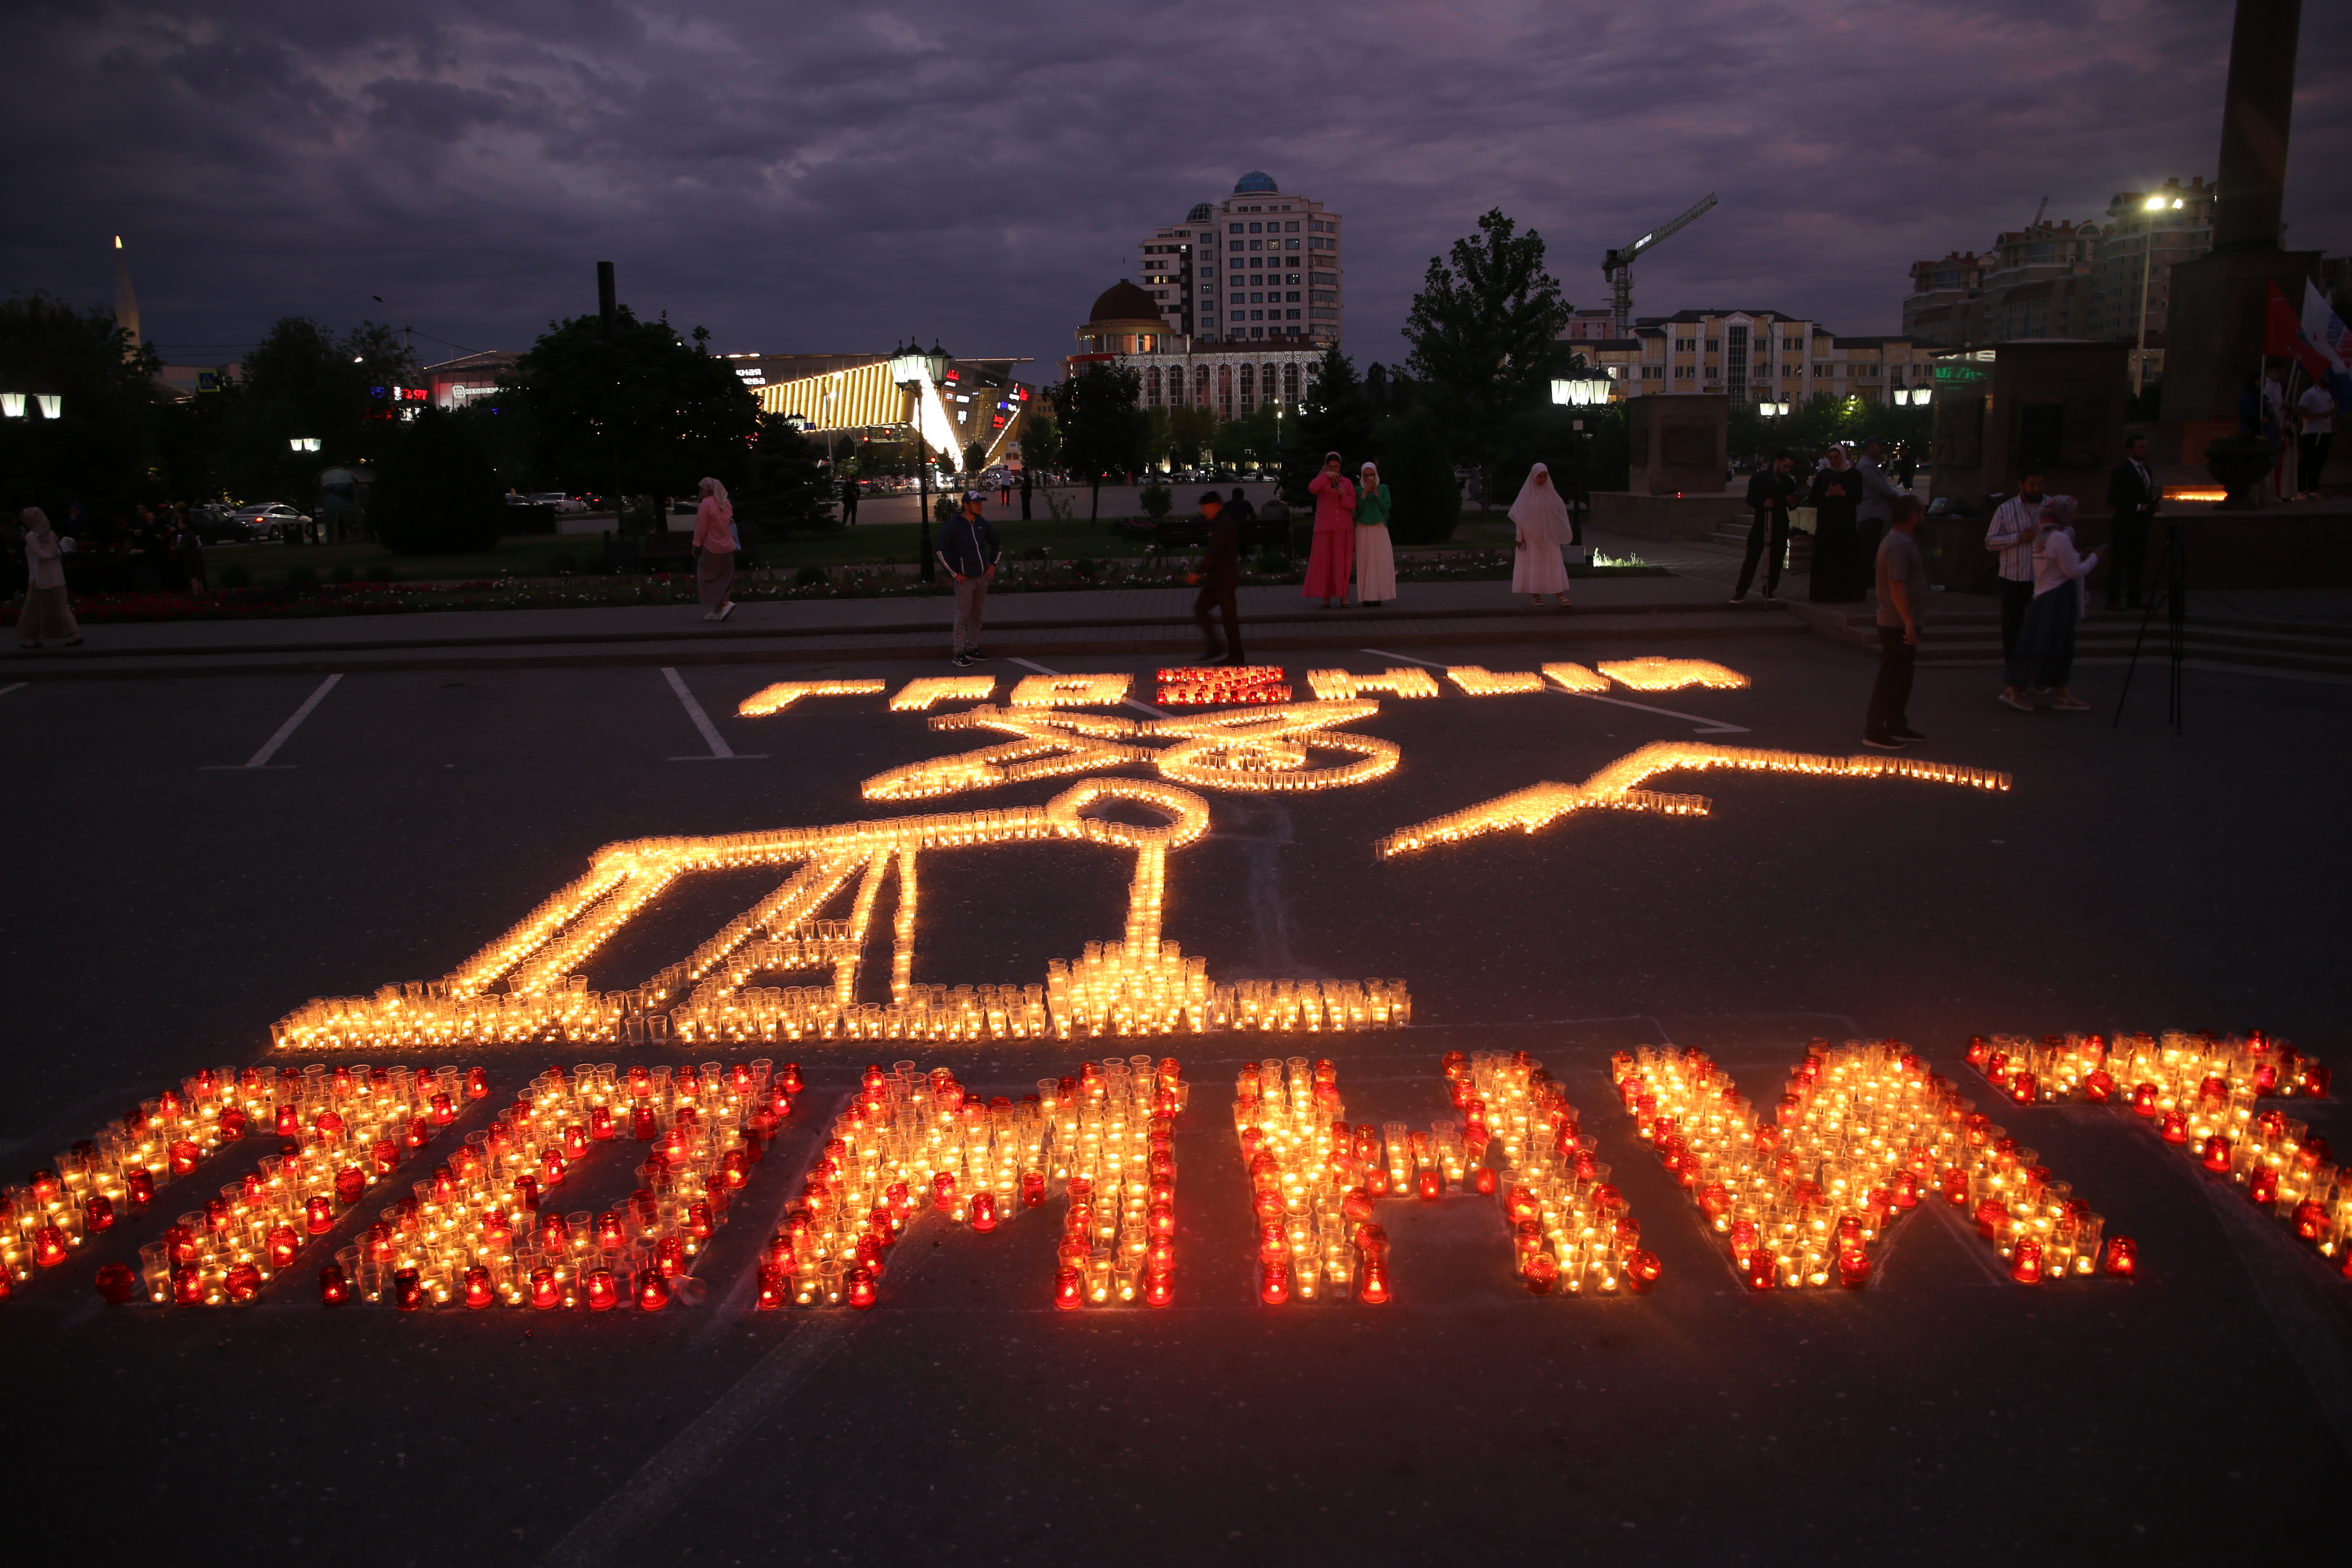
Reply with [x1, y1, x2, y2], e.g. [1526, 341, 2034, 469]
[6, 0, 2347, 380]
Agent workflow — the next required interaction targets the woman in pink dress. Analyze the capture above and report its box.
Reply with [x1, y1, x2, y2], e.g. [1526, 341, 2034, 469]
[692, 477, 737, 622]
[1304, 452, 1356, 608]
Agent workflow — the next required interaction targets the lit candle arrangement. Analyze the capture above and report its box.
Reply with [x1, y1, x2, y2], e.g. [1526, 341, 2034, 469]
[783, 1056, 1186, 1311]
[1155, 666, 1292, 706]
[1305, 668, 1440, 701]
[889, 675, 995, 711]
[1614, 1039, 2128, 1289]
[1008, 672, 1134, 707]
[1378, 741, 2011, 859]
[1964, 1031, 2341, 1270]
[1540, 662, 1610, 694]
[864, 706, 1157, 801]
[736, 679, 885, 717]
[0, 1062, 482, 1300]
[1595, 658, 1749, 691]
[268, 779, 1406, 1053]
[336, 1059, 790, 1311]
[110, 1065, 486, 1306]
[1146, 701, 1400, 793]
[1229, 1051, 1649, 1305]
[1445, 666, 1547, 696]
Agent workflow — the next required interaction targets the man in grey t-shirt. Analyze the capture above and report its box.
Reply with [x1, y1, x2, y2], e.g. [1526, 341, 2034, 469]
[1864, 496, 1929, 748]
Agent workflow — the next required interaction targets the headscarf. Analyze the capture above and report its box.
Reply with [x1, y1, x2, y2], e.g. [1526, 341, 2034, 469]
[2038, 494, 2079, 532]
[697, 476, 732, 521]
[1507, 463, 1569, 536]
[19, 506, 53, 540]
[1359, 461, 1379, 490]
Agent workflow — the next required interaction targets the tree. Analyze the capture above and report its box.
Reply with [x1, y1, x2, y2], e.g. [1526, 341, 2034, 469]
[850, 435, 910, 480]
[1142, 406, 1174, 470]
[1018, 413, 1061, 474]
[962, 440, 987, 476]
[221, 316, 417, 501]
[0, 291, 168, 523]
[1045, 361, 1149, 520]
[500, 306, 757, 505]
[368, 407, 503, 554]
[737, 415, 838, 536]
[1381, 413, 1461, 546]
[1403, 208, 1574, 497]
[1280, 345, 1378, 503]
[1167, 405, 1217, 469]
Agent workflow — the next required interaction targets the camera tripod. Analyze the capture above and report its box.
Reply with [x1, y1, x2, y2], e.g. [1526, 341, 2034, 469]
[2111, 523, 2184, 733]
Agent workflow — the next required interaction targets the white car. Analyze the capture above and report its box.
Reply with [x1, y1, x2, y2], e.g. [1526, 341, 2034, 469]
[229, 502, 311, 541]
[528, 492, 587, 514]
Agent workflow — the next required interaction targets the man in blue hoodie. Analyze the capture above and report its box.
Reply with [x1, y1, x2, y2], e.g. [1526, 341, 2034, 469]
[937, 489, 1002, 666]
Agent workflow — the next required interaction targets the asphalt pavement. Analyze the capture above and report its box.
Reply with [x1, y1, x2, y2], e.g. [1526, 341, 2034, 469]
[0, 637, 2345, 1563]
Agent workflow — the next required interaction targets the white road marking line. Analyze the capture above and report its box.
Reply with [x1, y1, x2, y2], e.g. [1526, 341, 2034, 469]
[539, 1318, 861, 1568]
[202, 674, 341, 770]
[663, 667, 765, 761]
[1358, 647, 1747, 732]
[1009, 655, 1167, 718]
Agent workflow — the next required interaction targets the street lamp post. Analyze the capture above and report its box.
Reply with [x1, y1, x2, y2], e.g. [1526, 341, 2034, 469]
[2132, 194, 2167, 397]
[891, 337, 949, 583]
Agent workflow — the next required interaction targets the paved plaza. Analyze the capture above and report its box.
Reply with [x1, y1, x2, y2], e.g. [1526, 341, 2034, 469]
[1, 631, 2345, 1563]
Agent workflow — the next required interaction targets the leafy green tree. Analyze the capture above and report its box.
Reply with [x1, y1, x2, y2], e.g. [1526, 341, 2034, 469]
[1210, 419, 1249, 469]
[1045, 361, 1149, 520]
[1018, 412, 1061, 473]
[1167, 404, 1217, 469]
[1240, 404, 1283, 469]
[1380, 413, 1462, 546]
[850, 435, 911, 480]
[500, 307, 756, 504]
[1280, 345, 1378, 503]
[1142, 406, 1174, 470]
[962, 439, 987, 476]
[221, 317, 417, 501]
[368, 407, 503, 554]
[738, 415, 839, 536]
[1403, 208, 1574, 499]
[0, 291, 167, 521]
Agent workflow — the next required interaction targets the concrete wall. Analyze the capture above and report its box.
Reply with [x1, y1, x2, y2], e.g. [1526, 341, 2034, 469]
[1590, 491, 1748, 540]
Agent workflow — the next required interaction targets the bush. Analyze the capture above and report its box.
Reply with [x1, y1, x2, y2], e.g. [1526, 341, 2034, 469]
[328, 564, 356, 585]
[794, 564, 830, 588]
[1383, 415, 1462, 547]
[1071, 557, 1098, 579]
[370, 408, 505, 555]
[219, 563, 251, 589]
[1139, 482, 1172, 520]
[933, 494, 960, 525]
[1252, 546, 1292, 575]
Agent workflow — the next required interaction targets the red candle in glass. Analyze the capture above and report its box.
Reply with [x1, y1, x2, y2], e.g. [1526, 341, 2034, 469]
[636, 1269, 669, 1311]
[1054, 1265, 1084, 1310]
[586, 1268, 618, 1311]
[317, 1262, 350, 1305]
[394, 1268, 423, 1311]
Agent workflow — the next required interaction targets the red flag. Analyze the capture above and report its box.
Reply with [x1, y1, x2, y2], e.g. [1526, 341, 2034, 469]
[2264, 280, 2306, 359]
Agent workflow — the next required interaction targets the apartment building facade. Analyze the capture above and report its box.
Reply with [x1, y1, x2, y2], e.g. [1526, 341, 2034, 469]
[1561, 309, 1937, 407]
[2086, 175, 2216, 387]
[1132, 172, 1342, 346]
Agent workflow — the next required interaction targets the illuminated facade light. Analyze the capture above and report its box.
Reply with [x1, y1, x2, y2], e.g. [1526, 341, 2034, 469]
[1445, 666, 1546, 696]
[1008, 673, 1134, 707]
[1594, 658, 1749, 691]
[890, 676, 995, 711]
[1378, 741, 2011, 859]
[1615, 1039, 2116, 1289]
[738, 679, 886, 717]
[1540, 662, 1610, 693]
[1305, 668, 1440, 701]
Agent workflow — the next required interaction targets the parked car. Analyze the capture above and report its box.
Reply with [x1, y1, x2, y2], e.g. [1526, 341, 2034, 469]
[228, 502, 311, 541]
[529, 492, 587, 514]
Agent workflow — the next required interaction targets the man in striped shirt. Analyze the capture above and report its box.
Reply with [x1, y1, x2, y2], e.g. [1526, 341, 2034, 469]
[1984, 467, 2046, 710]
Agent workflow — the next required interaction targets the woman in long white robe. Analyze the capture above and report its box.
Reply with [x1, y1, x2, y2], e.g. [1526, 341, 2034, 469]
[1508, 463, 1571, 606]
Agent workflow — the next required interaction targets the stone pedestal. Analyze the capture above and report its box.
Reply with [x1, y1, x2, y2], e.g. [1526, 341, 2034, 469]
[1624, 394, 1727, 495]
[2157, 248, 2322, 426]
[1930, 342, 2128, 516]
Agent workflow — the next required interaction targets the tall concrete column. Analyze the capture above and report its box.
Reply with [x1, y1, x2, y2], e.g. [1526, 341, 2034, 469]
[2212, 0, 2300, 252]
[2158, 0, 2317, 432]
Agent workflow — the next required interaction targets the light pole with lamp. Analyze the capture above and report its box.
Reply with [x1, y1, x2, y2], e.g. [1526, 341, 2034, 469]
[890, 337, 949, 582]
[2130, 193, 2178, 397]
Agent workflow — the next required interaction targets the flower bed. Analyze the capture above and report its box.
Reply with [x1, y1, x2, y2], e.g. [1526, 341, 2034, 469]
[5, 552, 1662, 625]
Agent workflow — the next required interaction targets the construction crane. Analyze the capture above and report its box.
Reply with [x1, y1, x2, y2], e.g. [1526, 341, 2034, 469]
[1602, 193, 1717, 335]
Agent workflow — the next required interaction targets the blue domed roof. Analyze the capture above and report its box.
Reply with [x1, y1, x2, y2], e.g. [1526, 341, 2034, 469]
[1233, 171, 1279, 194]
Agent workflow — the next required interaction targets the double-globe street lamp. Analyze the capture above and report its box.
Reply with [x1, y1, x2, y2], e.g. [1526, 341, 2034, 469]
[890, 337, 949, 582]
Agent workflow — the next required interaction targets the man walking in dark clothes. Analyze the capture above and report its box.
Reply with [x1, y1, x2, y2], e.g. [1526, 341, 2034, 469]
[1190, 491, 1245, 664]
[1732, 453, 1798, 602]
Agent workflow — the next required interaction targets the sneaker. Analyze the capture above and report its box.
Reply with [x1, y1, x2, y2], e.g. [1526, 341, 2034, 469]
[1728, 594, 1746, 604]
[1998, 690, 2035, 712]
[2051, 695, 2092, 711]
[965, 649, 989, 662]
[1862, 733, 1906, 750]
[702, 612, 720, 622]
[716, 602, 735, 622]
[1887, 725, 1928, 741]
[951, 653, 977, 668]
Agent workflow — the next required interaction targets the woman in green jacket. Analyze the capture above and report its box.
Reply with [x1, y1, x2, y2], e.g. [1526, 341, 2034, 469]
[1354, 461, 1395, 605]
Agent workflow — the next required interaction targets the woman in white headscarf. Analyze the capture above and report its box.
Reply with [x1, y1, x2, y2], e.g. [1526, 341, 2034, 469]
[691, 476, 736, 622]
[14, 508, 82, 648]
[1352, 460, 1395, 606]
[1508, 464, 1571, 606]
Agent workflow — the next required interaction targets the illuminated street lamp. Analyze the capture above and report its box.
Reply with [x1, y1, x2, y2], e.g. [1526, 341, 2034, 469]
[891, 337, 951, 582]
[1549, 374, 1614, 407]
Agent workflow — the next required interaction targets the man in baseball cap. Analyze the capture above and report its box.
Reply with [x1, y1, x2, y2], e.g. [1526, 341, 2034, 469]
[937, 490, 1002, 666]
